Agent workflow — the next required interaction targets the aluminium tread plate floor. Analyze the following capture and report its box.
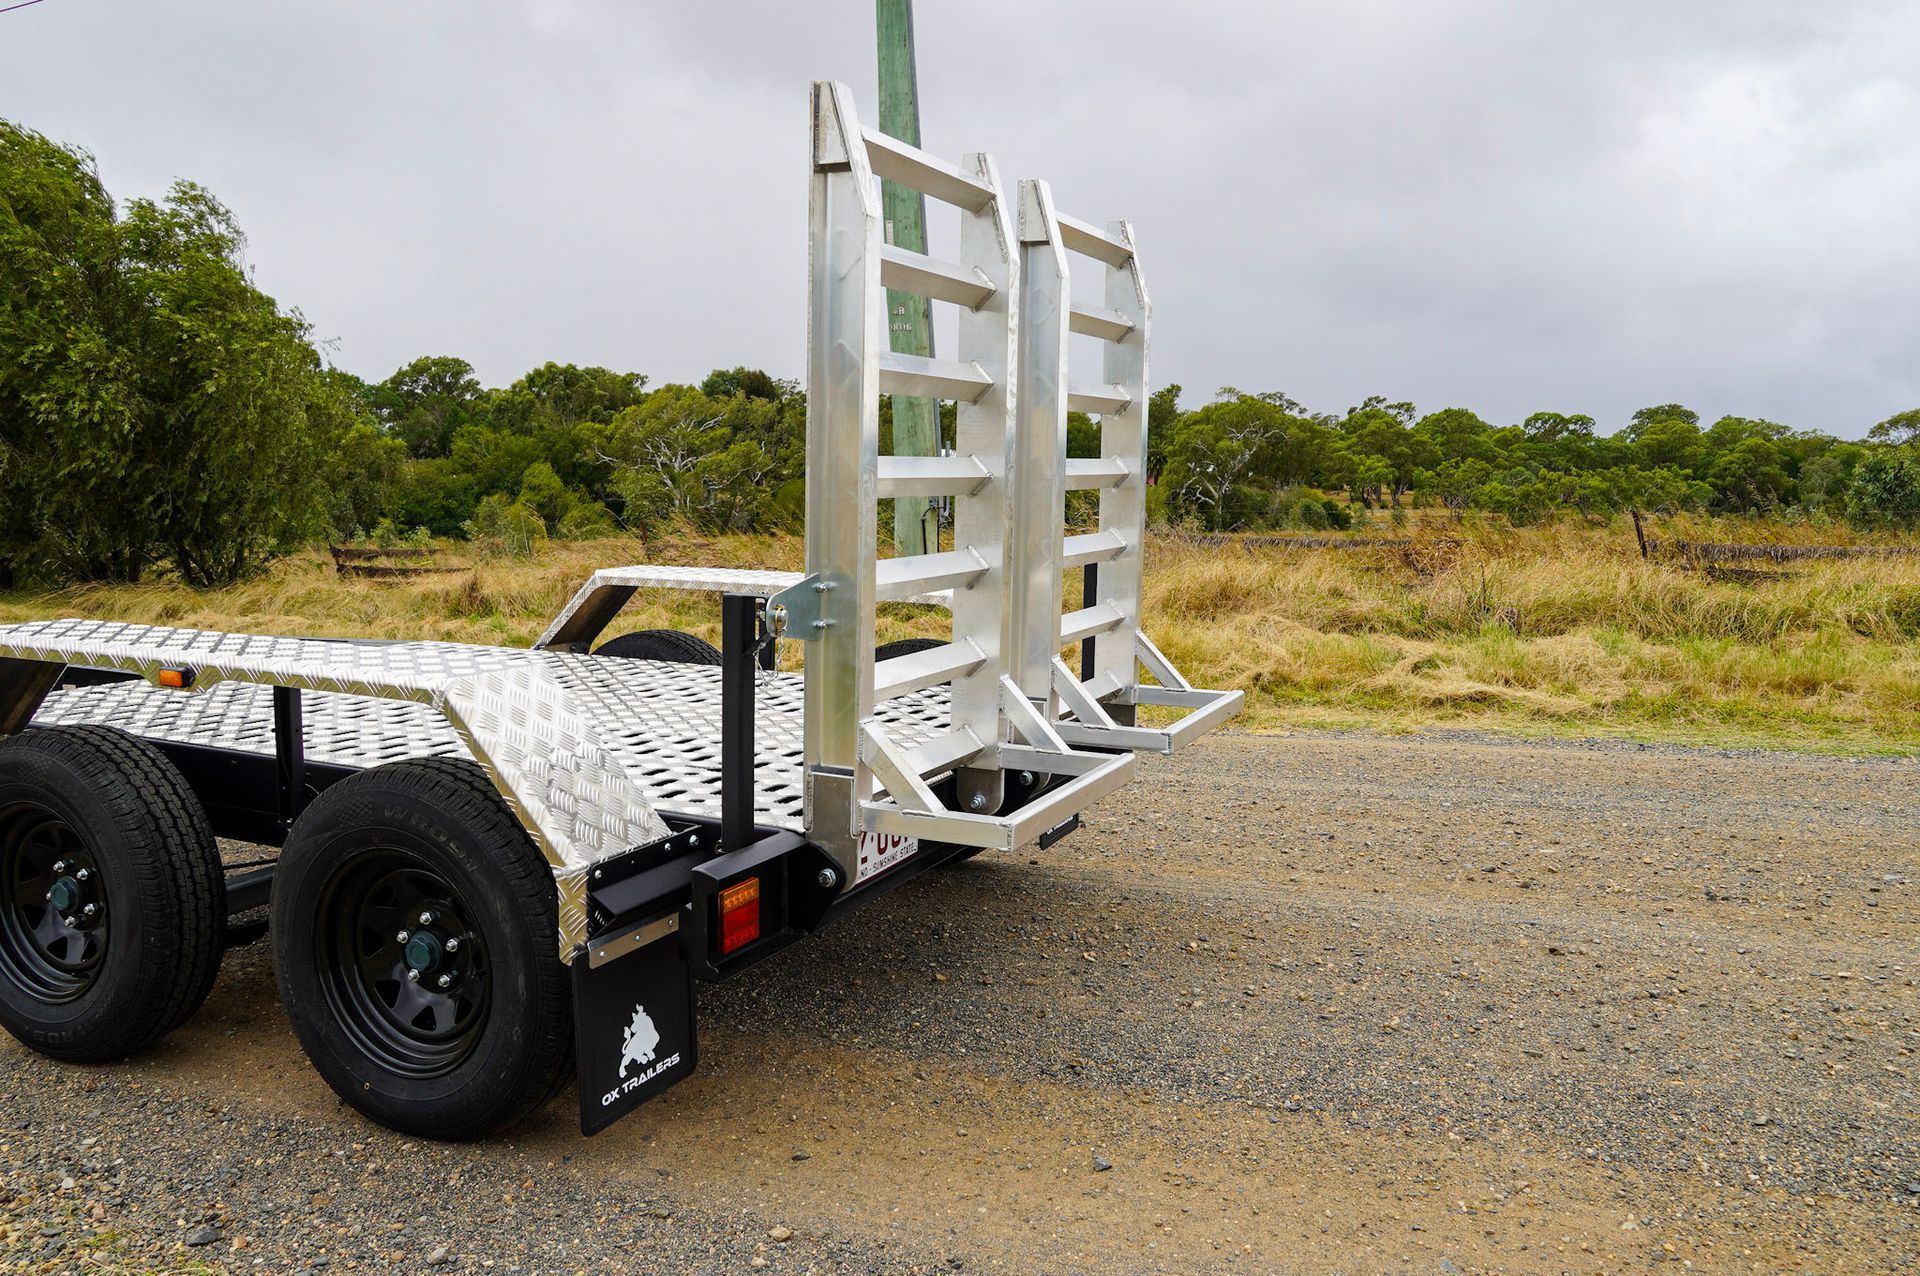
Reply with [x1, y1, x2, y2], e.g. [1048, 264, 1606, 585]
[23, 628, 952, 833]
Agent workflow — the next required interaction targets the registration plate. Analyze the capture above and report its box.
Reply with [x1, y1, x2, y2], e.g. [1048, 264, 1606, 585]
[854, 830, 921, 883]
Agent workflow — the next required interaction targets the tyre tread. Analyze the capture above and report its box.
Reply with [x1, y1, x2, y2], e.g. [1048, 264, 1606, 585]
[275, 757, 573, 1140]
[0, 725, 223, 1059]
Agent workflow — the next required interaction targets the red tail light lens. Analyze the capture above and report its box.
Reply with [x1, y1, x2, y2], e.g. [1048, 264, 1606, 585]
[718, 877, 761, 955]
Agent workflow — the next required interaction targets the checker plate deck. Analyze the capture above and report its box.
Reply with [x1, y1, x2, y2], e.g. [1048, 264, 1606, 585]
[13, 620, 952, 835]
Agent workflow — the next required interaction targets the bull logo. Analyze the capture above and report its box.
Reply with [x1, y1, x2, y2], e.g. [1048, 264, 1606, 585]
[619, 1003, 661, 1078]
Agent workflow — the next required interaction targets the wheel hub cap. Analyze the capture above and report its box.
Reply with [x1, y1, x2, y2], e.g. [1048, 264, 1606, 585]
[403, 931, 443, 975]
[47, 877, 79, 914]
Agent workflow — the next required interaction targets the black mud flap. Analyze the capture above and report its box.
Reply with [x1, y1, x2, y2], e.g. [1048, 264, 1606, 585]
[572, 909, 698, 1135]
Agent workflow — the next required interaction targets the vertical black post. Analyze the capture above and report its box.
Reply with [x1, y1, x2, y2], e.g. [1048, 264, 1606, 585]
[272, 685, 305, 830]
[1080, 563, 1099, 678]
[720, 593, 759, 851]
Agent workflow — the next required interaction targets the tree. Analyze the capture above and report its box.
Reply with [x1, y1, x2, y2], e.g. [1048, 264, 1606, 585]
[1867, 408, 1920, 446]
[0, 122, 335, 585]
[1145, 383, 1181, 481]
[373, 355, 480, 458]
[1847, 450, 1920, 530]
[700, 366, 790, 402]
[1708, 437, 1792, 512]
[1630, 417, 1704, 472]
[1629, 404, 1699, 432]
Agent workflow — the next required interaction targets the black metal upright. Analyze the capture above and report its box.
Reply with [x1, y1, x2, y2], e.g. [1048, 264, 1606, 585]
[719, 593, 760, 851]
[272, 685, 306, 830]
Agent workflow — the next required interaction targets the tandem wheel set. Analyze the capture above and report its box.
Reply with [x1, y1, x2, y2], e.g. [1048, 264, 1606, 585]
[0, 82, 1240, 1140]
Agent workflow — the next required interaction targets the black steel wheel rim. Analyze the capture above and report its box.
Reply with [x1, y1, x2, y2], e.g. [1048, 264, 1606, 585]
[318, 849, 490, 1079]
[0, 801, 108, 1002]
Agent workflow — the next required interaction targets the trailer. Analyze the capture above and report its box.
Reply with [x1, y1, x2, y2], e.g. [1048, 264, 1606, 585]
[0, 82, 1241, 1140]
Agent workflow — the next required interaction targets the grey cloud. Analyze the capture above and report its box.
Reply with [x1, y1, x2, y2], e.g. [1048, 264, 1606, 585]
[3, 0, 1914, 434]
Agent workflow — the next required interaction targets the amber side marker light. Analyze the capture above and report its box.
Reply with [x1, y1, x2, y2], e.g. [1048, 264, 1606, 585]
[156, 666, 195, 689]
[717, 877, 762, 955]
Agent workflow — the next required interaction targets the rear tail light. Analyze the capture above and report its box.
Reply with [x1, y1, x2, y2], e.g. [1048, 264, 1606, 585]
[717, 877, 761, 955]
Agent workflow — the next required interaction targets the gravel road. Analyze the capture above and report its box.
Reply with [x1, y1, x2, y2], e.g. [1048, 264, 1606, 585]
[1, 730, 1916, 1273]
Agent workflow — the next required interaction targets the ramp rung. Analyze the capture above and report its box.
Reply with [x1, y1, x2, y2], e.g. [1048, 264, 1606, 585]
[1068, 300, 1134, 342]
[1063, 531, 1128, 569]
[861, 129, 995, 213]
[1060, 602, 1126, 645]
[877, 455, 992, 499]
[902, 727, 985, 780]
[881, 244, 995, 310]
[874, 638, 987, 700]
[1067, 381, 1132, 415]
[877, 547, 990, 601]
[1064, 458, 1129, 490]
[879, 351, 993, 404]
[1057, 212, 1132, 267]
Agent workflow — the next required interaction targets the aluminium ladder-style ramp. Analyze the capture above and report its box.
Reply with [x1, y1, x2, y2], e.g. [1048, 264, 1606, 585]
[791, 81, 1240, 882]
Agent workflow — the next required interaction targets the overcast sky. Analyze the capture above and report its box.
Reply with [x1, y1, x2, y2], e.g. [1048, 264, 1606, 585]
[4, 1, 1916, 435]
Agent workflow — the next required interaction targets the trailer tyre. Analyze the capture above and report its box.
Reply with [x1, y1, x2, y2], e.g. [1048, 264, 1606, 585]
[272, 758, 572, 1141]
[874, 637, 945, 664]
[595, 629, 723, 665]
[0, 725, 224, 1061]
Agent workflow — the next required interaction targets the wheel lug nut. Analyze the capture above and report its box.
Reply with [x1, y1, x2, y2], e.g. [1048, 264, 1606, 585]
[75, 869, 89, 882]
[396, 930, 410, 944]
[444, 937, 460, 953]
[62, 916, 77, 928]
[417, 911, 434, 926]
[436, 974, 452, 989]
[406, 969, 421, 983]
[51, 861, 66, 874]
[82, 903, 97, 918]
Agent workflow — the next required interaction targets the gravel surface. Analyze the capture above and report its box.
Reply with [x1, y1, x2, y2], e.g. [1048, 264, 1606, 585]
[1, 730, 1916, 1273]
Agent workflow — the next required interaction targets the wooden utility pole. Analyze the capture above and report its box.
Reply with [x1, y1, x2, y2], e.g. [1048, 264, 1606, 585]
[877, 0, 938, 555]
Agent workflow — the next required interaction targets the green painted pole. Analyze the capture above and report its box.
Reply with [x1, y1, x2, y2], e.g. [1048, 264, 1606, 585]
[877, 0, 938, 555]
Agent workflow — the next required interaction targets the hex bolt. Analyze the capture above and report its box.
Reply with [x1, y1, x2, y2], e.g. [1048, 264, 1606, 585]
[406, 969, 421, 983]
[968, 792, 989, 811]
[1017, 771, 1035, 787]
[436, 974, 452, 989]
[815, 867, 837, 889]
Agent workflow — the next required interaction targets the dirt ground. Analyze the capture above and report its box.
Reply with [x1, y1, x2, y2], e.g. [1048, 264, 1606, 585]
[1, 730, 1916, 1274]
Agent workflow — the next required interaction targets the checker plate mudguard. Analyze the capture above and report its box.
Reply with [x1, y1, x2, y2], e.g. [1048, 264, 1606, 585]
[572, 913, 697, 1135]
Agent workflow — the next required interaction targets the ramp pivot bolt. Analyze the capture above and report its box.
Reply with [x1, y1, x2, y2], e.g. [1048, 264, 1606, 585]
[815, 867, 838, 890]
[967, 793, 989, 811]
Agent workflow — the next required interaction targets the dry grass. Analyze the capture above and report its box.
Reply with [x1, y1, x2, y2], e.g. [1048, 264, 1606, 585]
[5, 518, 1920, 754]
